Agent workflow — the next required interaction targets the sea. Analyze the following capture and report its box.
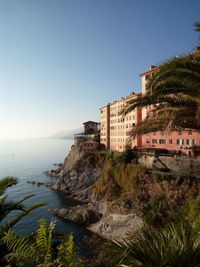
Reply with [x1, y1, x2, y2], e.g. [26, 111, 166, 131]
[0, 138, 91, 244]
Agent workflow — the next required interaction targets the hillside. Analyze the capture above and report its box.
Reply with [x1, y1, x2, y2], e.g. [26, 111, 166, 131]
[47, 145, 200, 239]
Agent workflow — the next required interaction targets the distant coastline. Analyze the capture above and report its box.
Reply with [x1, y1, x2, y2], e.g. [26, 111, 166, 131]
[49, 127, 83, 140]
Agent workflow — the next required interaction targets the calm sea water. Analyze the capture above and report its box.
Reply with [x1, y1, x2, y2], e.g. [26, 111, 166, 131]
[0, 138, 91, 243]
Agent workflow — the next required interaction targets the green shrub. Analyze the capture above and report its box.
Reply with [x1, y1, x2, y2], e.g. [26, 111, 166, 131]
[184, 198, 200, 230]
[92, 156, 147, 200]
[192, 145, 200, 157]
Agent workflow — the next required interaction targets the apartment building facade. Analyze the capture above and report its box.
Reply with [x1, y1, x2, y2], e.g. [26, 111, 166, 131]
[140, 66, 200, 155]
[100, 93, 142, 151]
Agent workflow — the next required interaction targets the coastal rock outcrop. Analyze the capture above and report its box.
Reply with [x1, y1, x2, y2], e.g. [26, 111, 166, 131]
[46, 144, 104, 202]
[89, 213, 143, 241]
[49, 206, 102, 226]
[46, 144, 144, 240]
[47, 142, 200, 241]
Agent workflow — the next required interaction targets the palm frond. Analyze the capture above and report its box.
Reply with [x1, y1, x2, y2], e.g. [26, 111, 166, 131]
[110, 222, 200, 267]
[0, 177, 17, 195]
[15, 194, 36, 205]
[1, 201, 47, 236]
[194, 22, 200, 33]
[124, 43, 200, 135]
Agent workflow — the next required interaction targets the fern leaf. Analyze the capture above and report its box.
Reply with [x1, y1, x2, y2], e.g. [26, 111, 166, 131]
[3, 229, 36, 259]
[57, 233, 75, 265]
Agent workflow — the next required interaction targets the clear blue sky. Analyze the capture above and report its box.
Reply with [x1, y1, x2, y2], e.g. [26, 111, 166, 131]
[0, 0, 200, 138]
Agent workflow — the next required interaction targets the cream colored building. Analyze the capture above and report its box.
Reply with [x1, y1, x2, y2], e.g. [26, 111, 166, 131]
[100, 92, 142, 151]
[140, 65, 158, 120]
[100, 104, 110, 149]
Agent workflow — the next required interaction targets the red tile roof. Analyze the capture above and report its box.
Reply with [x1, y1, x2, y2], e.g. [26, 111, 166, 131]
[139, 66, 159, 77]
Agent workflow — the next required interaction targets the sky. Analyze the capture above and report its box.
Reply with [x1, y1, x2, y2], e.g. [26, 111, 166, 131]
[0, 0, 200, 139]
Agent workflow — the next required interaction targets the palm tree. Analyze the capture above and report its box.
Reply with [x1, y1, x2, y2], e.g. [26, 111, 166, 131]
[110, 222, 200, 267]
[125, 22, 200, 137]
[3, 218, 82, 267]
[0, 176, 46, 238]
[195, 22, 200, 36]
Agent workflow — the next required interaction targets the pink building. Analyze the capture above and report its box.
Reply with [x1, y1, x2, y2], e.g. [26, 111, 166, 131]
[140, 66, 200, 155]
[142, 130, 200, 155]
[82, 140, 99, 152]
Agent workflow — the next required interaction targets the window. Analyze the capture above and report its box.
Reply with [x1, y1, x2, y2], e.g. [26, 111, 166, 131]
[169, 139, 173, 144]
[178, 130, 182, 135]
[152, 139, 157, 144]
[145, 75, 150, 81]
[159, 139, 166, 144]
[160, 131, 164, 136]
[146, 140, 150, 144]
[177, 139, 184, 145]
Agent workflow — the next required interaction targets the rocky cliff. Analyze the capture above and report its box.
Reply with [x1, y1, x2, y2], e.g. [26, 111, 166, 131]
[47, 145, 200, 240]
[46, 145, 143, 240]
[47, 144, 104, 202]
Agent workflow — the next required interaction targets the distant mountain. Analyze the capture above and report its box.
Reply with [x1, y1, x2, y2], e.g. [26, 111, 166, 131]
[50, 127, 83, 139]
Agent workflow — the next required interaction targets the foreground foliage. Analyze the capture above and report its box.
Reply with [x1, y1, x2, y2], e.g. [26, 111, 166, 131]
[111, 221, 200, 267]
[3, 218, 84, 267]
[0, 176, 46, 238]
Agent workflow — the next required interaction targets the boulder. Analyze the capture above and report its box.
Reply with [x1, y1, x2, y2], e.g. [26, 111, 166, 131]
[89, 213, 143, 241]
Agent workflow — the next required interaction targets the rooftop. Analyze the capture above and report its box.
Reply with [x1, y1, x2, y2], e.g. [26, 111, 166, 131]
[83, 120, 98, 125]
[139, 65, 159, 77]
[100, 92, 140, 109]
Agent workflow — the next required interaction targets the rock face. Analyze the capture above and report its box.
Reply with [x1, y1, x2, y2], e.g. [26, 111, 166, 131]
[51, 168, 102, 198]
[62, 144, 83, 173]
[46, 144, 82, 177]
[49, 206, 102, 226]
[46, 144, 103, 202]
[47, 144, 143, 240]
[89, 214, 143, 241]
